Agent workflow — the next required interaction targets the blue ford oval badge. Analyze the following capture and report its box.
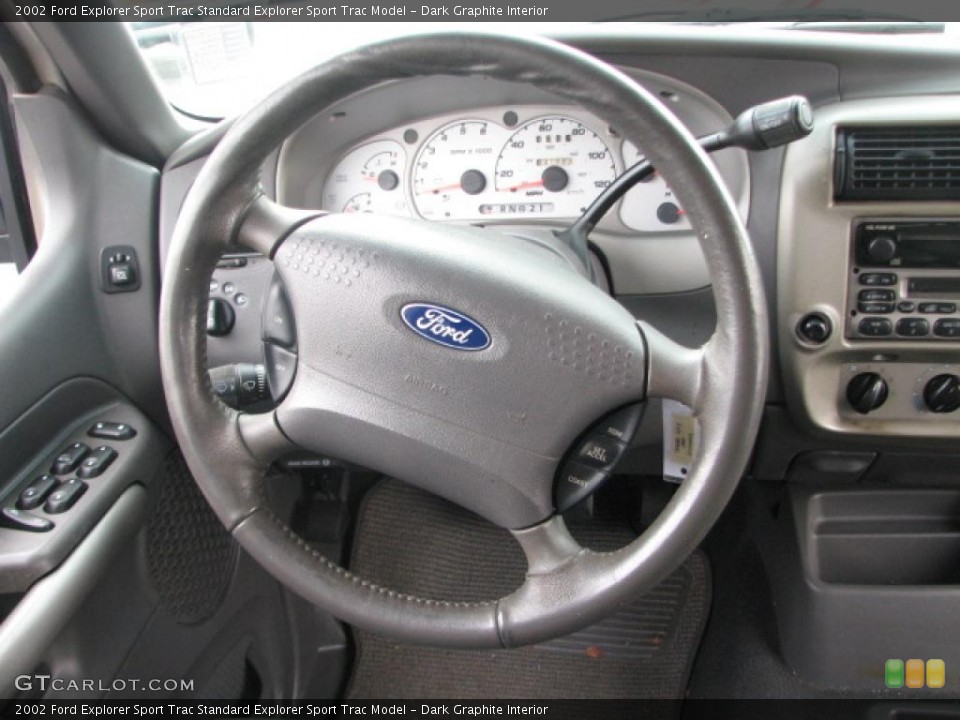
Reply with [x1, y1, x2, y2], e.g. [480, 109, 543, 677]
[401, 303, 491, 352]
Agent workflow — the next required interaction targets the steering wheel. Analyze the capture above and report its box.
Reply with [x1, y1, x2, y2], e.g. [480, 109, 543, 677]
[160, 32, 768, 648]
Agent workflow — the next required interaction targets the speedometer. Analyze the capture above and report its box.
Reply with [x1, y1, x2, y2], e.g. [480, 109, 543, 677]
[494, 116, 616, 217]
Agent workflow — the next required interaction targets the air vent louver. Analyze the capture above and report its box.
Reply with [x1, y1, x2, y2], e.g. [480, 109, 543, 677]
[835, 126, 960, 201]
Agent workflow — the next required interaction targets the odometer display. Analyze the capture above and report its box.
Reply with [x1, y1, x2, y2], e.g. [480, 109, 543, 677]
[494, 116, 617, 217]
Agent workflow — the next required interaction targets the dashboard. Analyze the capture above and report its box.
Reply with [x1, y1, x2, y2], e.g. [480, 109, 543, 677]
[155, 29, 960, 446]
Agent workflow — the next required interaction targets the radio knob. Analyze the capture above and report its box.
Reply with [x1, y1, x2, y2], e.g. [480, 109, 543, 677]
[846, 372, 889, 415]
[867, 234, 897, 264]
[923, 374, 960, 414]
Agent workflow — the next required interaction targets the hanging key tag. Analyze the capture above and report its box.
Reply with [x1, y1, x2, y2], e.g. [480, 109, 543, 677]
[662, 399, 698, 484]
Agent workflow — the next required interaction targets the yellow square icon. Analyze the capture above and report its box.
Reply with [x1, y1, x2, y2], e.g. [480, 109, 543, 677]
[927, 659, 946, 688]
[906, 659, 925, 688]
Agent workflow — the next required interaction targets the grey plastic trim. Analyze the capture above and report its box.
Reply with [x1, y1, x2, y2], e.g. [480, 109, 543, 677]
[28, 23, 188, 166]
[0, 486, 147, 696]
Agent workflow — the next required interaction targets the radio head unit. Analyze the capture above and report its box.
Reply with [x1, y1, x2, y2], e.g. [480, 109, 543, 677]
[847, 219, 960, 341]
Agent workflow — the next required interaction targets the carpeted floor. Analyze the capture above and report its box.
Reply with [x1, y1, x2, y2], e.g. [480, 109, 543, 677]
[345, 480, 710, 703]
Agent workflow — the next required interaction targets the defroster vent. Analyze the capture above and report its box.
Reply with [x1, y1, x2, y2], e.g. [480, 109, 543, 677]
[835, 126, 960, 201]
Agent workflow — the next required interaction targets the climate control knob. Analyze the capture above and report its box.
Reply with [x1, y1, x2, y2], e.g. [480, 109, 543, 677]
[846, 372, 889, 415]
[923, 374, 960, 414]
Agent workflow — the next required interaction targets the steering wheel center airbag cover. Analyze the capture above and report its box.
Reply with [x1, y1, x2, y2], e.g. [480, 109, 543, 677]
[273, 213, 646, 528]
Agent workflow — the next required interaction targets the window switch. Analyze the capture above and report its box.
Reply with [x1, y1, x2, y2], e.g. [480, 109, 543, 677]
[77, 446, 117, 478]
[1, 507, 53, 532]
[52, 442, 90, 475]
[18, 474, 58, 511]
[44, 479, 87, 514]
[88, 421, 136, 440]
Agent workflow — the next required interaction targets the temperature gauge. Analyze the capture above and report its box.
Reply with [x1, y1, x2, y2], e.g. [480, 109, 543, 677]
[619, 141, 689, 232]
[324, 140, 409, 216]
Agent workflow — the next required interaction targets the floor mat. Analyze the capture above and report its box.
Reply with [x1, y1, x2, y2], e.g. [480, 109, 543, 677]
[346, 480, 710, 701]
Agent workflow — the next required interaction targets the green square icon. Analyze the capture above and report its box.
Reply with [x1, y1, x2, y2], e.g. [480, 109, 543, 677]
[886, 659, 905, 688]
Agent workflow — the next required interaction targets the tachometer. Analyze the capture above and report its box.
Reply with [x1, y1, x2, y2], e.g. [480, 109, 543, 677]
[323, 140, 409, 216]
[618, 141, 689, 231]
[494, 116, 616, 217]
[412, 120, 505, 220]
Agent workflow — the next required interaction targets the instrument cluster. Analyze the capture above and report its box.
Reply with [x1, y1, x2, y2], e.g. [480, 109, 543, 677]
[322, 105, 701, 233]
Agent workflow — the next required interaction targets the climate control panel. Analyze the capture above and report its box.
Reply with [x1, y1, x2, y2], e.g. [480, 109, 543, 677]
[839, 363, 960, 421]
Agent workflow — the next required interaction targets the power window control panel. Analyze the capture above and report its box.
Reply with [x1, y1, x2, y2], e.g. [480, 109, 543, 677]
[2, 422, 133, 533]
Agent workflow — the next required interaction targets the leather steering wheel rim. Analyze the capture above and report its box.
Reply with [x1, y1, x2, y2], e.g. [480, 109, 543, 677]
[159, 31, 768, 648]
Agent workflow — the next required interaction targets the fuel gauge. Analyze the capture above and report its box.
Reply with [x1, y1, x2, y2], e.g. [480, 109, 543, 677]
[323, 140, 410, 216]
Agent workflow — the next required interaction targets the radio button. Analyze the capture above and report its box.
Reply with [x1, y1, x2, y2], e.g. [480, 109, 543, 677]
[919, 302, 957, 314]
[934, 319, 960, 338]
[858, 302, 895, 314]
[858, 317, 893, 337]
[896, 318, 930, 337]
[898, 301, 916, 313]
[859, 273, 897, 287]
[859, 289, 895, 303]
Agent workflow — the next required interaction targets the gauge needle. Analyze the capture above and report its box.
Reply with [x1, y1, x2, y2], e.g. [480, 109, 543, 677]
[502, 179, 545, 192]
[418, 183, 463, 195]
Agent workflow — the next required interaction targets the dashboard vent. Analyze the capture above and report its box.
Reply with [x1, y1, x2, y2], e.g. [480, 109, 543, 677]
[835, 126, 960, 201]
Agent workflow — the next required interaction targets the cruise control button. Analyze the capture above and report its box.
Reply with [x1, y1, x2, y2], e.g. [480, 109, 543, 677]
[262, 277, 297, 349]
[18, 474, 58, 511]
[1, 507, 53, 532]
[857, 317, 893, 337]
[77, 446, 117, 478]
[52, 442, 89, 475]
[88, 421, 136, 440]
[264, 343, 298, 402]
[575, 436, 627, 470]
[896, 318, 929, 337]
[44, 479, 87, 514]
[554, 462, 609, 513]
[858, 302, 894, 314]
[859, 273, 897, 287]
[859, 289, 895, 303]
[934, 319, 960, 338]
[598, 405, 644, 443]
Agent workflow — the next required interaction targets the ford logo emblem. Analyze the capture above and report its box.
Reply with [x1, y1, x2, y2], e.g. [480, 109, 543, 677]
[401, 303, 491, 352]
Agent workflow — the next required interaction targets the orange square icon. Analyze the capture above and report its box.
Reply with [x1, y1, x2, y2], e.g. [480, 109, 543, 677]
[927, 659, 946, 688]
[906, 659, 925, 688]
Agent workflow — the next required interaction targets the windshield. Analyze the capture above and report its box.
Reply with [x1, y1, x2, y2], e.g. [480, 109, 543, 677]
[129, 21, 957, 119]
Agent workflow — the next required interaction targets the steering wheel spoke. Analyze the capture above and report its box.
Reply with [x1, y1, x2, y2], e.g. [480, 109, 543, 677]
[510, 515, 582, 575]
[235, 195, 323, 258]
[237, 409, 295, 466]
[639, 320, 708, 412]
